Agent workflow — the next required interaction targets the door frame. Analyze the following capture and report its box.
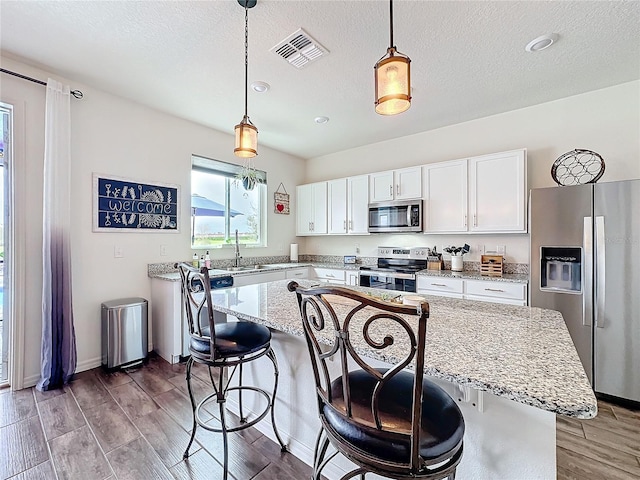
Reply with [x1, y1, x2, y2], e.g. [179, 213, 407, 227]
[1, 100, 26, 390]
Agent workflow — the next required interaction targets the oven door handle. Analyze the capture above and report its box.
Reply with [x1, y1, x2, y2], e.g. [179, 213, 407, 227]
[359, 271, 415, 280]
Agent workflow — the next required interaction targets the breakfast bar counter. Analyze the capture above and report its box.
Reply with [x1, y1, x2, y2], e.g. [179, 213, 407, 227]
[210, 279, 595, 418]
[204, 279, 596, 479]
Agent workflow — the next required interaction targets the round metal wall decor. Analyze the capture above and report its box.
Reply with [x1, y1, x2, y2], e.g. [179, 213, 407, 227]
[551, 149, 605, 186]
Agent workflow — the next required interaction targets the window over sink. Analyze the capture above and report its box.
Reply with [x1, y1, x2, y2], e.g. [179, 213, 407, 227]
[191, 155, 267, 248]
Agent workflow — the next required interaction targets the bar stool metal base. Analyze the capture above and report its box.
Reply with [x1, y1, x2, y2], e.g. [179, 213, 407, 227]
[183, 348, 287, 480]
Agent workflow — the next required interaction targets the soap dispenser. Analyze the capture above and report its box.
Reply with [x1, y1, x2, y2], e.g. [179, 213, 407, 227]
[192, 253, 199, 268]
[205, 251, 211, 269]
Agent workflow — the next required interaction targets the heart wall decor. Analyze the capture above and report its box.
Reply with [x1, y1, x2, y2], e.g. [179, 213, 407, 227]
[274, 183, 290, 215]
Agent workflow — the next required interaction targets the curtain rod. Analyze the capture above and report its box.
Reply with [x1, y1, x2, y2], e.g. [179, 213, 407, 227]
[0, 68, 84, 99]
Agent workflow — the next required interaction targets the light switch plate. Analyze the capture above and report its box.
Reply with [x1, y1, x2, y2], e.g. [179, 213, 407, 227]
[497, 245, 506, 255]
[114, 246, 124, 258]
[160, 245, 167, 256]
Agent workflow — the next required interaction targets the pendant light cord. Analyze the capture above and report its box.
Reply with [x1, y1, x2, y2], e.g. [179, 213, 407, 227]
[389, 0, 394, 48]
[244, 3, 249, 117]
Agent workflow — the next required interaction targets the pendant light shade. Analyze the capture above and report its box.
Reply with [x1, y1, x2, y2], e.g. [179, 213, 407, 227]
[234, 0, 258, 158]
[374, 0, 411, 115]
[234, 115, 258, 158]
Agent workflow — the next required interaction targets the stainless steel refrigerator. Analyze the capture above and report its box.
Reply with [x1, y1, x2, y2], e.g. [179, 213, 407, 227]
[530, 179, 640, 403]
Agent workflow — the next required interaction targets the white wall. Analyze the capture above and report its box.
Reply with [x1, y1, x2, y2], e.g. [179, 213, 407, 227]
[1, 55, 305, 386]
[303, 81, 640, 263]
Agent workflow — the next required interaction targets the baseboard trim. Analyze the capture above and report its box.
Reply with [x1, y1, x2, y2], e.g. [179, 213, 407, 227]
[21, 356, 103, 390]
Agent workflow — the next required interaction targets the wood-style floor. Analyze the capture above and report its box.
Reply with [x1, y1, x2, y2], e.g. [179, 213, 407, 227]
[1, 355, 639, 479]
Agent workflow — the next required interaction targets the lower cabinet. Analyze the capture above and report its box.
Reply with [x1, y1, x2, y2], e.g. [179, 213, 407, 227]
[233, 270, 287, 287]
[313, 267, 346, 285]
[416, 277, 464, 299]
[285, 267, 310, 280]
[417, 276, 527, 305]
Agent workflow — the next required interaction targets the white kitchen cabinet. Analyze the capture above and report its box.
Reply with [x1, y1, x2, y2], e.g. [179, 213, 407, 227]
[328, 179, 348, 234]
[328, 175, 370, 235]
[346, 271, 359, 286]
[347, 175, 370, 234]
[469, 149, 527, 233]
[417, 276, 527, 305]
[313, 267, 346, 285]
[423, 159, 468, 232]
[285, 267, 310, 280]
[417, 276, 464, 299]
[369, 167, 422, 203]
[464, 279, 527, 306]
[423, 149, 526, 234]
[296, 182, 328, 235]
[233, 270, 287, 287]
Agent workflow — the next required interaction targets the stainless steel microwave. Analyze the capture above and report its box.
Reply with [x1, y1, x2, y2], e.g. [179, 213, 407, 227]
[368, 200, 423, 233]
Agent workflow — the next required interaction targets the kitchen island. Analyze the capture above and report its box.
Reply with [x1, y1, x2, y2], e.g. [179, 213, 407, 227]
[203, 279, 595, 480]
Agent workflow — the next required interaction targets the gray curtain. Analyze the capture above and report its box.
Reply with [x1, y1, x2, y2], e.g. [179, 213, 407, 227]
[37, 79, 76, 391]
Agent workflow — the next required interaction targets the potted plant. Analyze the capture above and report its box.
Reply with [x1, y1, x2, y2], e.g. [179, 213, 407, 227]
[444, 244, 470, 272]
[234, 163, 261, 191]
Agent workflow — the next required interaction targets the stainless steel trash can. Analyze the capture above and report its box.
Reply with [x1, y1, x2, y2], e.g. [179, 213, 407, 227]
[101, 297, 148, 369]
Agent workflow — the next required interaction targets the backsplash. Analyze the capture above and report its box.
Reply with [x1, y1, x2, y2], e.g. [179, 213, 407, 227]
[149, 256, 528, 276]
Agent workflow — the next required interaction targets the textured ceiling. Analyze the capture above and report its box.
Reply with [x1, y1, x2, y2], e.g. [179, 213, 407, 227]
[1, 0, 639, 160]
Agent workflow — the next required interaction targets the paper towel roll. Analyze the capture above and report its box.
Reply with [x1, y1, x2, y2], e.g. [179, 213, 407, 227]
[290, 243, 299, 262]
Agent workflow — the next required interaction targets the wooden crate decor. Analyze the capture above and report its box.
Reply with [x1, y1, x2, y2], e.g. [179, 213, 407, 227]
[480, 254, 503, 276]
[274, 182, 290, 215]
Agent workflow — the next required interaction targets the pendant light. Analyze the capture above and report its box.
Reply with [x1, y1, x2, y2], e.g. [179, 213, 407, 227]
[234, 0, 258, 158]
[374, 0, 411, 115]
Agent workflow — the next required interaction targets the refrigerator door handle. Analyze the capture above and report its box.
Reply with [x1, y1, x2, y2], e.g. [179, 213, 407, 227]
[595, 216, 606, 328]
[583, 217, 593, 327]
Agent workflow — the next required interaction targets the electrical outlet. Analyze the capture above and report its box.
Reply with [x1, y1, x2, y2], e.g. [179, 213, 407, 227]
[114, 245, 124, 258]
[277, 243, 283, 252]
[476, 244, 485, 255]
[497, 245, 506, 255]
[160, 245, 167, 256]
[355, 243, 360, 254]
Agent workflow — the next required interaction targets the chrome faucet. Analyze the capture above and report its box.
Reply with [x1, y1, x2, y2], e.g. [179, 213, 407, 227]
[234, 229, 242, 267]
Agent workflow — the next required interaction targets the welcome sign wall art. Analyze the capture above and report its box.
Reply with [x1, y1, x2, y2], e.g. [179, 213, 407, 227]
[93, 174, 179, 232]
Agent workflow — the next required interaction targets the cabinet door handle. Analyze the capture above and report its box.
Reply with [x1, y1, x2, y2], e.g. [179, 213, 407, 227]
[389, 185, 393, 197]
[484, 288, 504, 292]
[349, 220, 352, 230]
[327, 274, 335, 278]
[464, 215, 467, 227]
[396, 184, 400, 195]
[431, 283, 447, 287]
[343, 220, 347, 230]
[473, 214, 477, 227]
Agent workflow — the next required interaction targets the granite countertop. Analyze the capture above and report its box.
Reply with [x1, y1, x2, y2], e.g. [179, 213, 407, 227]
[207, 279, 596, 419]
[150, 262, 527, 283]
[416, 269, 529, 284]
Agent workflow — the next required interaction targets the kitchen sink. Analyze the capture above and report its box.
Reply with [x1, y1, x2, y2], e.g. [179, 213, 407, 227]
[225, 264, 277, 272]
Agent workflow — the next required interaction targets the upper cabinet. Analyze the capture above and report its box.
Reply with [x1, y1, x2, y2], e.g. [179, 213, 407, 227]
[369, 167, 422, 203]
[468, 150, 527, 233]
[424, 149, 527, 234]
[423, 159, 468, 233]
[327, 175, 369, 235]
[296, 182, 328, 235]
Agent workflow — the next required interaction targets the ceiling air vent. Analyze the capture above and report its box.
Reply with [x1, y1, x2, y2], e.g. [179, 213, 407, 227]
[270, 28, 329, 69]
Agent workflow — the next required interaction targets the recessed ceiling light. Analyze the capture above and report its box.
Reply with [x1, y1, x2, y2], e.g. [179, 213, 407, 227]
[314, 116, 329, 124]
[251, 81, 270, 93]
[525, 34, 559, 52]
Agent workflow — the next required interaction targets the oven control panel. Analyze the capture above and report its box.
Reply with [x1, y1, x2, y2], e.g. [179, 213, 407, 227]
[377, 247, 430, 259]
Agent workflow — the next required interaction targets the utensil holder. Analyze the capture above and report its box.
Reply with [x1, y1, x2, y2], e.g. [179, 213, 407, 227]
[451, 256, 463, 272]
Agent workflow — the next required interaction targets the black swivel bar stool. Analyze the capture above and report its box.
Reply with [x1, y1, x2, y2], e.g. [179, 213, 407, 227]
[177, 263, 286, 479]
[288, 281, 465, 480]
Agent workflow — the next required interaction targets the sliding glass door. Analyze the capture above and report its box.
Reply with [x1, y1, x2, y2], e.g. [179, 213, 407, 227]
[0, 104, 11, 385]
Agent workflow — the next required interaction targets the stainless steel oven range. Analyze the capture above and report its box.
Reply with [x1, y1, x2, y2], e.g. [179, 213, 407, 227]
[359, 247, 429, 292]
